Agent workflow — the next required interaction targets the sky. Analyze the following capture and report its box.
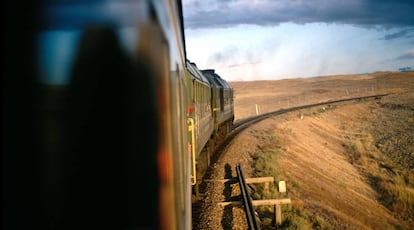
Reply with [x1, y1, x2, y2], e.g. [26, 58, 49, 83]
[182, 0, 414, 81]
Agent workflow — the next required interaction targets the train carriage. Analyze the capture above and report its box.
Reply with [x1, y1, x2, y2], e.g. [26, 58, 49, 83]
[186, 61, 214, 185]
[4, 0, 191, 229]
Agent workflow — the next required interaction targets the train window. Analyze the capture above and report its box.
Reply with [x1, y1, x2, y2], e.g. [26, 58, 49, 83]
[37, 31, 81, 85]
[37, 1, 148, 85]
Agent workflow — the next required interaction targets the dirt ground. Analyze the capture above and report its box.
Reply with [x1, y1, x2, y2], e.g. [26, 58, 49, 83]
[193, 71, 414, 229]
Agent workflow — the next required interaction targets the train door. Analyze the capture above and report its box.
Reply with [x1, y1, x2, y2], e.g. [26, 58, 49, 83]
[220, 88, 225, 111]
[195, 82, 200, 149]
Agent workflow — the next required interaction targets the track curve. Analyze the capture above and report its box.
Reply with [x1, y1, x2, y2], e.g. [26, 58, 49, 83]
[192, 93, 391, 229]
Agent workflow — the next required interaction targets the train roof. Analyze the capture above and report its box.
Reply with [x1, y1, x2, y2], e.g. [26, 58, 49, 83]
[201, 69, 232, 89]
[186, 61, 209, 84]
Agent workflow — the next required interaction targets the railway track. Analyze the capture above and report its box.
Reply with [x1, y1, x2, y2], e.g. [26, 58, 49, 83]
[193, 93, 390, 229]
[236, 163, 261, 230]
[233, 94, 389, 131]
[214, 94, 391, 156]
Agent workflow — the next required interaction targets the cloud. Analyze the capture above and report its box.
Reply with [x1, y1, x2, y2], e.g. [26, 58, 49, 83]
[183, 0, 414, 29]
[381, 28, 414, 40]
[395, 50, 414, 60]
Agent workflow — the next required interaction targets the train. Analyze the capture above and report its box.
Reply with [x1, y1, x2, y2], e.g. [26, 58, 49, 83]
[3, 0, 233, 229]
[186, 61, 234, 189]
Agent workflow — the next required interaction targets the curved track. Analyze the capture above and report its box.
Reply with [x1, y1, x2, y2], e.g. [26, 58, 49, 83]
[192, 93, 390, 227]
[203, 93, 390, 182]
[233, 94, 389, 132]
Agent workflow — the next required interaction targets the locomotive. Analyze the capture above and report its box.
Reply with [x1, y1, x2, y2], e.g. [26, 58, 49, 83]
[3, 0, 233, 229]
[186, 61, 234, 187]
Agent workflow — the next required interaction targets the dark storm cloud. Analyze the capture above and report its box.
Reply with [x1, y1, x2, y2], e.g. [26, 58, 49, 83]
[183, 0, 414, 29]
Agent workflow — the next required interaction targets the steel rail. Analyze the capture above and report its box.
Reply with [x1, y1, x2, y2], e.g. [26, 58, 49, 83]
[236, 164, 261, 230]
[233, 94, 390, 131]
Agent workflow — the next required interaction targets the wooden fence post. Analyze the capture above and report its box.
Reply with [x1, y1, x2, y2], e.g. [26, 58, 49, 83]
[275, 204, 282, 226]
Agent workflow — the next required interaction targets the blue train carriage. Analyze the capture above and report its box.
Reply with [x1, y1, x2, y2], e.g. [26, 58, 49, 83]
[202, 69, 235, 143]
[186, 61, 215, 185]
[3, 0, 192, 230]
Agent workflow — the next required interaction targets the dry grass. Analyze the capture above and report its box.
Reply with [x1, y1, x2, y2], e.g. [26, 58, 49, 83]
[250, 129, 323, 229]
[248, 97, 414, 229]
